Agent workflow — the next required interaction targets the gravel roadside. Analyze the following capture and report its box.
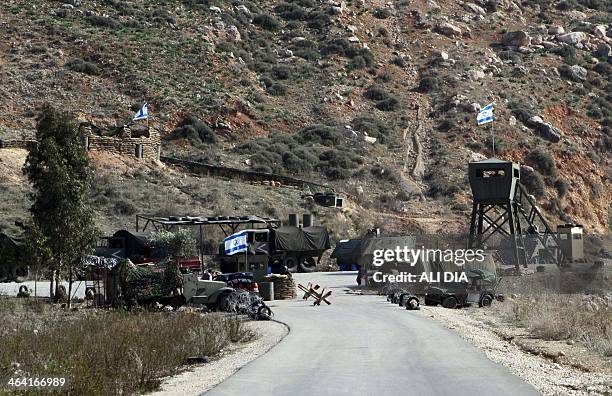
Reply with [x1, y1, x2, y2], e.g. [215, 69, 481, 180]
[417, 306, 612, 395]
[150, 319, 288, 396]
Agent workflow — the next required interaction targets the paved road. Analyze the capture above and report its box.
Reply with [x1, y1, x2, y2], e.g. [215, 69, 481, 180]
[206, 272, 538, 396]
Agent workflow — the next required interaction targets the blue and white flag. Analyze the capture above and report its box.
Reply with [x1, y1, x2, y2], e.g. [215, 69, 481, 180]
[133, 103, 149, 121]
[477, 103, 494, 126]
[224, 231, 248, 255]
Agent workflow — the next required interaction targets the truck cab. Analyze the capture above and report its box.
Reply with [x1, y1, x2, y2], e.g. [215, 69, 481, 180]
[216, 229, 272, 274]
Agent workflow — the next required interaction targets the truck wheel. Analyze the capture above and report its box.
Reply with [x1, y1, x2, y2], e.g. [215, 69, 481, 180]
[424, 298, 437, 306]
[283, 256, 298, 273]
[218, 293, 231, 312]
[442, 296, 458, 309]
[298, 257, 316, 273]
[479, 295, 493, 308]
[406, 298, 419, 310]
[257, 305, 272, 320]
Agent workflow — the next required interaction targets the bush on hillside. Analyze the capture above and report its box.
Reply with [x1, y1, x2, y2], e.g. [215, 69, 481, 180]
[66, 59, 100, 76]
[170, 115, 217, 144]
[252, 14, 280, 30]
[528, 148, 556, 177]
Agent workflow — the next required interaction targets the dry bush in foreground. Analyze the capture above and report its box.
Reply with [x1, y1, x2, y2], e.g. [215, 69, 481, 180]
[501, 294, 612, 357]
[0, 298, 256, 395]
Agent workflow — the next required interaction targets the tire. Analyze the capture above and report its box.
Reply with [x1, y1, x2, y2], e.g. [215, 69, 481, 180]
[217, 293, 231, 312]
[283, 256, 298, 273]
[479, 295, 493, 308]
[299, 257, 316, 273]
[257, 305, 272, 320]
[406, 298, 419, 310]
[442, 296, 458, 309]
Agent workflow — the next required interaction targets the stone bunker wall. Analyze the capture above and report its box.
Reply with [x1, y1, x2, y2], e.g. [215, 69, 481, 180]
[80, 124, 161, 160]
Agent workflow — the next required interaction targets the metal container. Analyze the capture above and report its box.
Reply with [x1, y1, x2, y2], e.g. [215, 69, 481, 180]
[259, 282, 274, 301]
[302, 213, 313, 227]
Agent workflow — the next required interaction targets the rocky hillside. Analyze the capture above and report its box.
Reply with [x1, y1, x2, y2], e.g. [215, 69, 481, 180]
[0, 0, 610, 235]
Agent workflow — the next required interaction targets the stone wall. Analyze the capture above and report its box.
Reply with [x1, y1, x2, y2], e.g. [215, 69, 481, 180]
[80, 124, 161, 160]
[0, 139, 37, 149]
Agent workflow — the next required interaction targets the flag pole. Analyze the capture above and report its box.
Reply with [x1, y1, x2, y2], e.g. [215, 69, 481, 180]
[491, 122, 495, 157]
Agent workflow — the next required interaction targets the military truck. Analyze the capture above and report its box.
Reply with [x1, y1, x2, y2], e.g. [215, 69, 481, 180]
[216, 226, 331, 274]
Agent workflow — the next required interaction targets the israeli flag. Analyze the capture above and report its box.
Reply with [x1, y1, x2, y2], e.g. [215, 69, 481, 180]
[224, 231, 248, 255]
[133, 103, 149, 121]
[477, 103, 494, 126]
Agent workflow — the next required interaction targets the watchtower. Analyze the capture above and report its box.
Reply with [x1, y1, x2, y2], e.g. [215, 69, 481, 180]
[468, 158, 527, 270]
[467, 158, 567, 270]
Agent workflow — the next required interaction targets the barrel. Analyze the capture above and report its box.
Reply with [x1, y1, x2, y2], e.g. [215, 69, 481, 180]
[259, 282, 274, 301]
[135, 143, 143, 159]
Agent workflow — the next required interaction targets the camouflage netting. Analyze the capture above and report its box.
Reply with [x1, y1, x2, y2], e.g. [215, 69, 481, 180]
[114, 259, 182, 305]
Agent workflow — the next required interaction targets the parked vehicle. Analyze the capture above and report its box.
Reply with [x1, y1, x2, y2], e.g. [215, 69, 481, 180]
[214, 272, 259, 294]
[424, 269, 502, 309]
[216, 226, 330, 274]
[104, 230, 202, 273]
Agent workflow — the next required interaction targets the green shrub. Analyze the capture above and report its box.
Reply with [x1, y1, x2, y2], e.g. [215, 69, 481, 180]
[554, 178, 569, 198]
[170, 116, 217, 144]
[594, 62, 611, 76]
[266, 82, 288, 96]
[297, 125, 344, 146]
[373, 8, 391, 19]
[271, 65, 291, 80]
[364, 85, 389, 101]
[418, 76, 440, 93]
[114, 200, 137, 215]
[352, 116, 389, 141]
[252, 14, 280, 30]
[392, 57, 406, 67]
[65, 59, 100, 76]
[86, 15, 119, 28]
[307, 11, 331, 30]
[522, 171, 545, 197]
[528, 148, 556, 176]
[275, 2, 308, 20]
[376, 97, 399, 111]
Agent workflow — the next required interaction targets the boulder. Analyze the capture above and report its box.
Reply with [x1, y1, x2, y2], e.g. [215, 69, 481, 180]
[593, 25, 608, 40]
[527, 116, 561, 143]
[235, 5, 251, 15]
[557, 32, 587, 45]
[464, 3, 486, 15]
[566, 10, 587, 21]
[569, 65, 588, 81]
[227, 25, 241, 41]
[548, 26, 565, 35]
[467, 68, 486, 80]
[532, 35, 543, 45]
[502, 31, 531, 47]
[437, 22, 462, 37]
[594, 42, 612, 58]
[435, 51, 449, 60]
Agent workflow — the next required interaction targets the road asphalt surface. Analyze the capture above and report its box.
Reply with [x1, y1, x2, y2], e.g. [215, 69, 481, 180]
[205, 272, 538, 396]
